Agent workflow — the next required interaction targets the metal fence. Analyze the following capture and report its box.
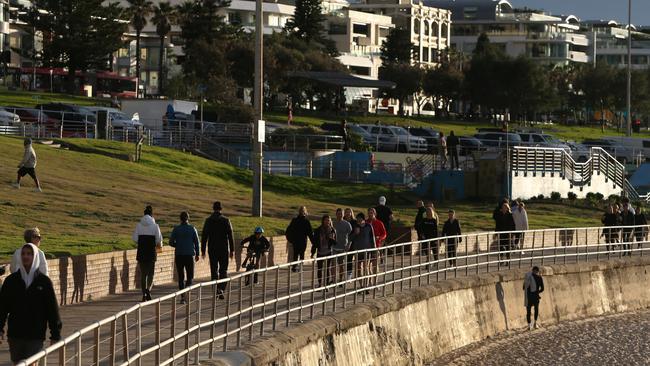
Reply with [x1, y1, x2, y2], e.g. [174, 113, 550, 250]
[17, 224, 650, 366]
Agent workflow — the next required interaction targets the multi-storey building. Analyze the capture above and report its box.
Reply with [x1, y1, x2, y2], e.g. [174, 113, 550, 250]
[431, 0, 590, 65]
[0, 0, 9, 56]
[349, 0, 451, 66]
[584, 21, 650, 70]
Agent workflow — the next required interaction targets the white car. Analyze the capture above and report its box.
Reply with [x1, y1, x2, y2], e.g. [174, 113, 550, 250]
[0, 108, 21, 126]
[86, 107, 142, 129]
[359, 124, 428, 153]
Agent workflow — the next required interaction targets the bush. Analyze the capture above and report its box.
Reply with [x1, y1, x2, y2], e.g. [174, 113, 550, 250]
[551, 192, 561, 201]
[537, 194, 545, 200]
[567, 192, 578, 201]
[594, 193, 604, 201]
[608, 194, 621, 203]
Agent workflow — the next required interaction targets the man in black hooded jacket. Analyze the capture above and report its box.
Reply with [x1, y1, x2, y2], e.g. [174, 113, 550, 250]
[201, 201, 234, 295]
[286, 206, 315, 272]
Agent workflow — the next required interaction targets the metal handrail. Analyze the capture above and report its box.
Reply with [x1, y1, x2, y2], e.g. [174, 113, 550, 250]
[16, 224, 650, 366]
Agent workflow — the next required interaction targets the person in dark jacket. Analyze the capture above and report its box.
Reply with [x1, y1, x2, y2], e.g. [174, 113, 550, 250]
[132, 205, 163, 301]
[240, 227, 271, 286]
[494, 202, 516, 265]
[0, 244, 62, 364]
[634, 203, 648, 249]
[375, 196, 393, 236]
[620, 200, 635, 256]
[419, 207, 439, 261]
[350, 212, 375, 294]
[446, 131, 460, 170]
[414, 200, 426, 240]
[523, 266, 544, 330]
[285, 206, 315, 272]
[201, 201, 234, 296]
[312, 215, 337, 289]
[344, 208, 358, 279]
[601, 204, 620, 252]
[169, 212, 200, 303]
[442, 209, 462, 266]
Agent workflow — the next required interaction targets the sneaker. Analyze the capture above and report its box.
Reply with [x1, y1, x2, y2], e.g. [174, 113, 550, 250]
[528, 323, 533, 331]
[217, 290, 225, 300]
[11, 183, 19, 189]
[534, 322, 539, 329]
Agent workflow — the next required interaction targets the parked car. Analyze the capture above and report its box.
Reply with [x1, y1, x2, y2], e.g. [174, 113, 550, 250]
[408, 127, 440, 152]
[518, 133, 570, 151]
[581, 139, 638, 164]
[163, 111, 194, 128]
[458, 136, 484, 155]
[0, 108, 21, 126]
[35, 103, 96, 124]
[86, 107, 142, 129]
[474, 132, 523, 148]
[5, 107, 58, 125]
[359, 124, 427, 153]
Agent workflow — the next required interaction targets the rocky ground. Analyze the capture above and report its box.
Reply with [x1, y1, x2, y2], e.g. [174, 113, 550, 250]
[430, 309, 650, 366]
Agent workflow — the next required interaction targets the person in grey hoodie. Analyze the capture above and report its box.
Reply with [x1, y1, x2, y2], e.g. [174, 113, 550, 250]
[169, 212, 200, 304]
[332, 208, 353, 283]
[132, 206, 163, 302]
[13, 138, 41, 192]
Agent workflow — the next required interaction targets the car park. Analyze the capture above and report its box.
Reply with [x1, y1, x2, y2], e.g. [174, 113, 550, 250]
[408, 127, 440, 152]
[458, 136, 484, 155]
[581, 139, 639, 164]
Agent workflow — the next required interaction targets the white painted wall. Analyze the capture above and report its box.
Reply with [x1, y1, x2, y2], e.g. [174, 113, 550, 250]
[511, 171, 623, 199]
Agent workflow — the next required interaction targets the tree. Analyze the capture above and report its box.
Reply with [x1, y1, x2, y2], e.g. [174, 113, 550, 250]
[152, 2, 175, 96]
[379, 63, 424, 116]
[285, 0, 325, 43]
[500, 56, 550, 122]
[380, 27, 414, 64]
[574, 64, 617, 124]
[463, 33, 504, 119]
[126, 0, 154, 96]
[424, 62, 463, 117]
[31, 0, 126, 93]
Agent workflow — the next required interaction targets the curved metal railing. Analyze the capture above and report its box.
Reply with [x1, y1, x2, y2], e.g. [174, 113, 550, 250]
[17, 224, 650, 365]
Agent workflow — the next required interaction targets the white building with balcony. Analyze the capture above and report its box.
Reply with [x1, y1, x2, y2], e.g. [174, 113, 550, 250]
[349, 0, 451, 66]
[430, 0, 590, 65]
[584, 21, 650, 70]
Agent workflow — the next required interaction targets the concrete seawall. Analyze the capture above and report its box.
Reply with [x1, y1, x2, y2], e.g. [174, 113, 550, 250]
[228, 258, 650, 366]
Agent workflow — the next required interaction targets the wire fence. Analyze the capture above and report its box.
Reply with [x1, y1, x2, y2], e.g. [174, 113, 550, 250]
[16, 224, 650, 366]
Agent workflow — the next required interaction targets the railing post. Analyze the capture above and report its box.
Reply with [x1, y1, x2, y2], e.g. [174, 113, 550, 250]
[329, 160, 333, 180]
[136, 307, 142, 366]
[289, 160, 293, 177]
[76, 335, 82, 366]
[155, 302, 161, 365]
[94, 326, 101, 366]
[110, 319, 117, 366]
[122, 313, 129, 363]
[268, 160, 272, 174]
[170, 295, 177, 360]
[308, 160, 313, 179]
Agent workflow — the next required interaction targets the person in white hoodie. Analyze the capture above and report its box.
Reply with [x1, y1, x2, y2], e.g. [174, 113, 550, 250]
[132, 206, 163, 302]
[13, 138, 42, 192]
[512, 200, 529, 251]
[10, 228, 48, 276]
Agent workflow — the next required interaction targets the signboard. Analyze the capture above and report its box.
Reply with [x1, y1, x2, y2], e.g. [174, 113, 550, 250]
[257, 120, 265, 143]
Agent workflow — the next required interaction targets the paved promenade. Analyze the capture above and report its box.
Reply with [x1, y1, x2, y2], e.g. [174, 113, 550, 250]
[431, 309, 650, 366]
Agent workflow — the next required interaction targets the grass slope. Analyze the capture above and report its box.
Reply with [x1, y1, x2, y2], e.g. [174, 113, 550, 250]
[0, 88, 106, 108]
[0, 136, 603, 260]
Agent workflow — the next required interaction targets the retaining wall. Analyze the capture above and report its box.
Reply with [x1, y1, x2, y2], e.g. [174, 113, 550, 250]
[229, 258, 650, 366]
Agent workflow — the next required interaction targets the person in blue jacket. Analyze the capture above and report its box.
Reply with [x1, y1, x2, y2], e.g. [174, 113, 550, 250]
[170, 211, 200, 304]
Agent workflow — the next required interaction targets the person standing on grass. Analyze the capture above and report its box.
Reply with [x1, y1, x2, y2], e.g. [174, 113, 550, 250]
[512, 199, 529, 251]
[374, 196, 393, 238]
[312, 215, 337, 290]
[620, 200, 635, 256]
[441, 209, 462, 267]
[133, 205, 163, 302]
[419, 207, 439, 262]
[201, 201, 234, 298]
[10, 228, 48, 276]
[169, 212, 200, 304]
[494, 202, 516, 265]
[332, 208, 352, 284]
[13, 138, 42, 192]
[0, 243, 62, 364]
[350, 212, 375, 295]
[523, 266, 544, 330]
[438, 132, 447, 169]
[446, 131, 460, 170]
[285, 206, 315, 272]
[634, 203, 648, 249]
[601, 204, 620, 252]
[343, 208, 358, 280]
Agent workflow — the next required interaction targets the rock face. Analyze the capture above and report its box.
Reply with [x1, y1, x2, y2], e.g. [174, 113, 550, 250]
[221, 258, 650, 366]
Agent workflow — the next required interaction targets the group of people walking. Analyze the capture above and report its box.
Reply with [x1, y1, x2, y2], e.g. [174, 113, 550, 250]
[414, 201, 462, 266]
[601, 197, 647, 254]
[284, 197, 393, 293]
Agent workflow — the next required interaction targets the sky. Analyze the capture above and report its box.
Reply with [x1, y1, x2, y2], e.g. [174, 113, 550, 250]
[516, 0, 650, 26]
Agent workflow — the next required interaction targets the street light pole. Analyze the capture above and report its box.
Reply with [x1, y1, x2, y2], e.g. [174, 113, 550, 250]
[252, 0, 264, 217]
[626, 0, 632, 136]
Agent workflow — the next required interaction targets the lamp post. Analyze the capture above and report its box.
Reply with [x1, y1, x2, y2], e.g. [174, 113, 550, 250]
[252, 0, 264, 217]
[626, 0, 632, 136]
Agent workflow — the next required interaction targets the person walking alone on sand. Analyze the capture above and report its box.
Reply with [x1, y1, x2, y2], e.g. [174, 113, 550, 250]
[523, 266, 544, 330]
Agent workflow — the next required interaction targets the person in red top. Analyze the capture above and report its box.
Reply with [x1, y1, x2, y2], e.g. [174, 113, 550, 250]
[367, 208, 387, 288]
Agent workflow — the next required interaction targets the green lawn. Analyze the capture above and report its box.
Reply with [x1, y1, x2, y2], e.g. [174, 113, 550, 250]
[0, 88, 108, 108]
[0, 136, 608, 261]
[266, 111, 650, 142]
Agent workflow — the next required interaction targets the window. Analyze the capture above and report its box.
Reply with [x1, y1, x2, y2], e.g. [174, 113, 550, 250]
[349, 66, 371, 76]
[228, 12, 242, 26]
[329, 22, 347, 35]
[532, 135, 545, 142]
[268, 14, 280, 27]
[118, 48, 129, 57]
[353, 23, 369, 36]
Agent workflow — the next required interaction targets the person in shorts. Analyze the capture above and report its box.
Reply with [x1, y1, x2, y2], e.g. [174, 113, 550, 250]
[13, 138, 42, 192]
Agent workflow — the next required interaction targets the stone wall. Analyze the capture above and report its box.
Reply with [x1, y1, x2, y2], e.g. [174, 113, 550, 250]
[230, 258, 650, 366]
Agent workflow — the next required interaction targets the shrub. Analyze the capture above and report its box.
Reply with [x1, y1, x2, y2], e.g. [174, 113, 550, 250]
[550, 192, 561, 201]
[594, 193, 604, 201]
[608, 194, 621, 203]
[537, 194, 545, 200]
[567, 192, 578, 201]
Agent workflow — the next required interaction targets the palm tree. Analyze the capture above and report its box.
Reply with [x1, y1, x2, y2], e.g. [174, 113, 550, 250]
[152, 2, 175, 96]
[126, 0, 153, 97]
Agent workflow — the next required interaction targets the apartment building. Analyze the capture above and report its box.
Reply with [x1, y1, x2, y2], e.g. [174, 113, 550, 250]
[584, 21, 650, 70]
